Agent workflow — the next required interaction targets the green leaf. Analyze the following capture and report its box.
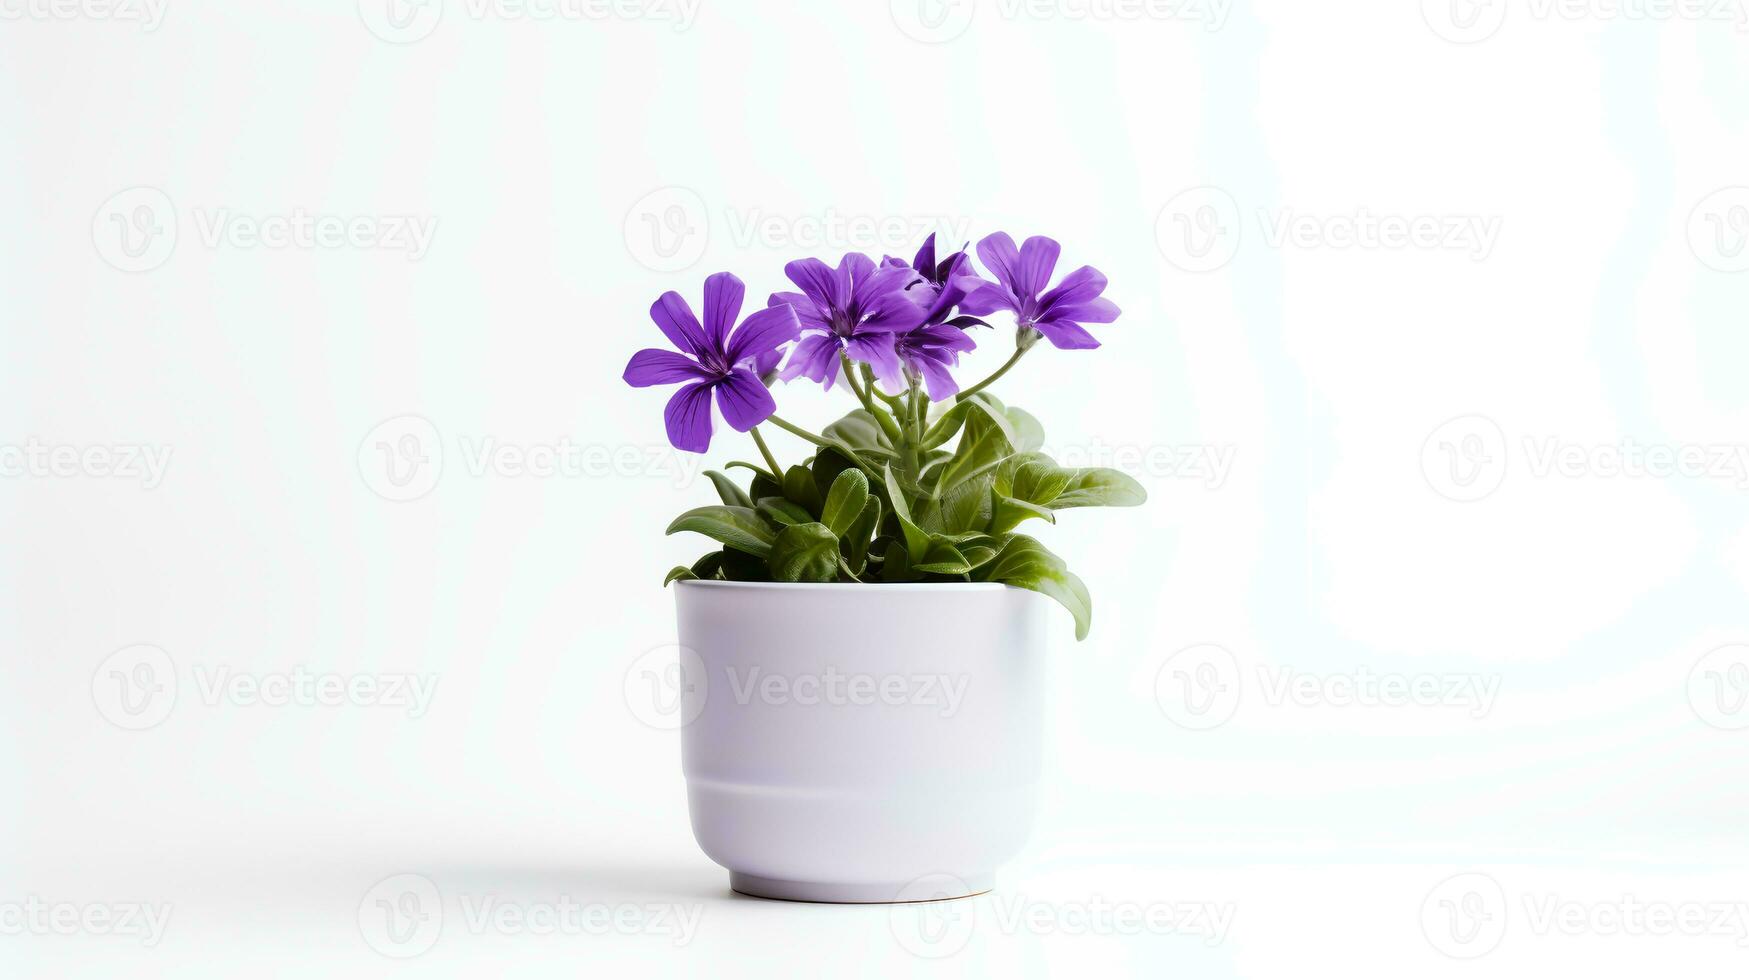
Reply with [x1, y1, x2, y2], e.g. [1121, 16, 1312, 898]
[703, 470, 753, 509]
[820, 468, 871, 537]
[919, 401, 971, 450]
[1051, 468, 1148, 509]
[990, 492, 1057, 534]
[913, 541, 971, 576]
[822, 409, 893, 450]
[983, 535, 1093, 640]
[810, 447, 855, 503]
[1004, 405, 1046, 453]
[663, 566, 697, 585]
[782, 464, 823, 514]
[841, 496, 881, 574]
[931, 397, 1016, 498]
[998, 454, 1073, 505]
[883, 463, 931, 558]
[666, 505, 776, 557]
[690, 552, 725, 580]
[716, 546, 770, 581]
[881, 539, 915, 582]
[768, 522, 841, 583]
[756, 496, 814, 527]
[927, 470, 995, 535]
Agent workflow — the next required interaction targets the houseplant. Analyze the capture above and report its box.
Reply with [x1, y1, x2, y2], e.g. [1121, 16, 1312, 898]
[625, 231, 1144, 903]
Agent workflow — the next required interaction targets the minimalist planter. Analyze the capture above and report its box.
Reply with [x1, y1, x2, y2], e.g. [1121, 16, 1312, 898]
[675, 580, 1047, 904]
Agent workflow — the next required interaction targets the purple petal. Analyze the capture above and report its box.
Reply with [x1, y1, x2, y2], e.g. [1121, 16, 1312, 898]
[664, 380, 716, 453]
[749, 347, 783, 376]
[725, 303, 800, 365]
[768, 291, 830, 331]
[784, 258, 843, 314]
[914, 357, 959, 401]
[779, 333, 844, 389]
[1037, 265, 1108, 311]
[1015, 237, 1061, 297]
[701, 272, 745, 353]
[1033, 319, 1101, 350]
[845, 333, 904, 391]
[839, 252, 876, 290]
[975, 232, 1022, 292]
[623, 348, 709, 387]
[713, 369, 776, 432]
[650, 291, 708, 357]
[956, 280, 1018, 317]
[912, 233, 937, 278]
[1046, 296, 1121, 325]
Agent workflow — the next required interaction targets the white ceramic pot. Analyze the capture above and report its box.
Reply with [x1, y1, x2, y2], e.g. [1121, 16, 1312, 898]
[674, 581, 1047, 904]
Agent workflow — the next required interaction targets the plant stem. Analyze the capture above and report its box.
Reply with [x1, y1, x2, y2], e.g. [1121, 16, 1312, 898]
[955, 345, 1028, 402]
[841, 353, 905, 445]
[749, 426, 781, 477]
[765, 414, 832, 448]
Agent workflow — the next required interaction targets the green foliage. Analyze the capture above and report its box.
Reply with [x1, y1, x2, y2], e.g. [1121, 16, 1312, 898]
[661, 399, 1146, 640]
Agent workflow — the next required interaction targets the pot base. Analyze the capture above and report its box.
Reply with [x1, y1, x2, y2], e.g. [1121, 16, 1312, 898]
[729, 872, 993, 905]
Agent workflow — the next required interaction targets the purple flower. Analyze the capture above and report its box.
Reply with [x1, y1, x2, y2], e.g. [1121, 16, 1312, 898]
[623, 272, 800, 453]
[894, 322, 977, 400]
[959, 232, 1120, 350]
[771, 253, 925, 391]
[884, 234, 985, 399]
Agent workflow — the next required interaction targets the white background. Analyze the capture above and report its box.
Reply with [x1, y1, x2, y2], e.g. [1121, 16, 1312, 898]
[4, 0, 1749, 976]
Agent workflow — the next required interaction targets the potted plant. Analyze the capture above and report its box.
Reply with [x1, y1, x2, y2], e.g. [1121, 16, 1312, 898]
[623, 231, 1145, 903]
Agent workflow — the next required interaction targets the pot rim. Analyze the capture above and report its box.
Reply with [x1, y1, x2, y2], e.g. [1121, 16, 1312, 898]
[675, 580, 1014, 592]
